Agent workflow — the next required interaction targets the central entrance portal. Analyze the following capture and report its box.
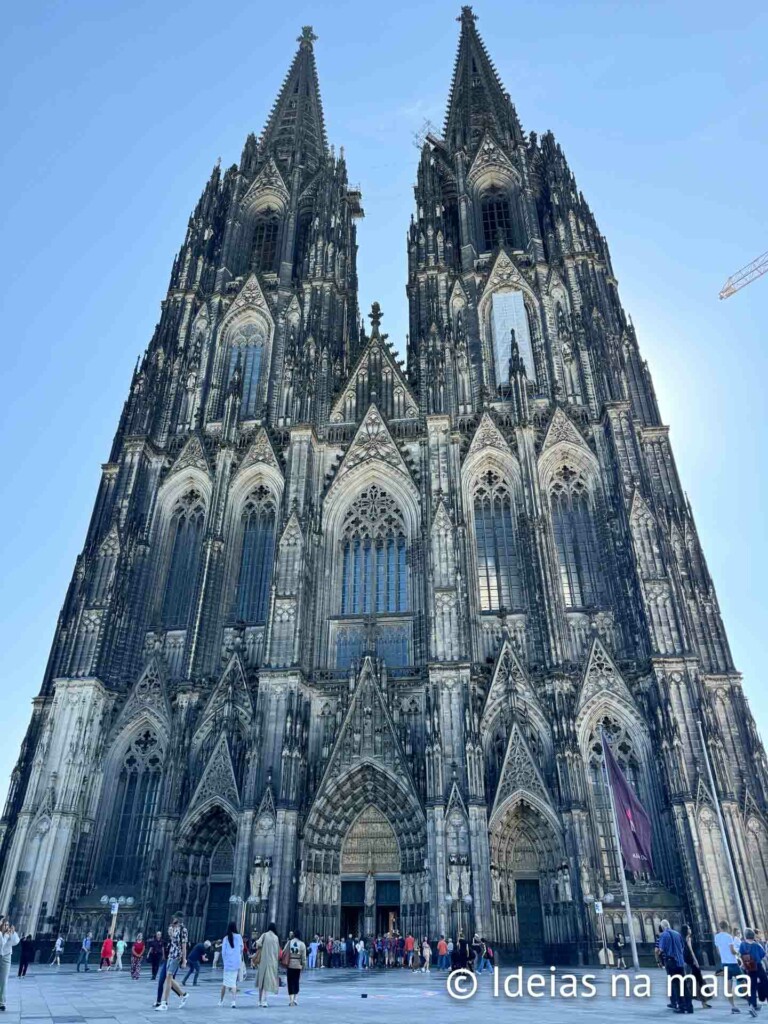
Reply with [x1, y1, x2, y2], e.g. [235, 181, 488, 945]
[341, 805, 401, 936]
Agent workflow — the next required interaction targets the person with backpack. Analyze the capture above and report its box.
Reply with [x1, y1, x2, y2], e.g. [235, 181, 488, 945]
[739, 928, 768, 1017]
[285, 929, 307, 1006]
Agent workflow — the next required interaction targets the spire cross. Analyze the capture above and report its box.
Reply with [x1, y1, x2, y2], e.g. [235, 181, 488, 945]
[298, 25, 317, 48]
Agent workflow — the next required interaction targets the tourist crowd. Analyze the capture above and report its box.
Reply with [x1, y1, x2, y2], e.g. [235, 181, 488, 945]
[2, 913, 768, 1015]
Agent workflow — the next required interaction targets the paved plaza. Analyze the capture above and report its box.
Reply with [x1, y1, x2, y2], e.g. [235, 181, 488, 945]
[0, 964, 746, 1023]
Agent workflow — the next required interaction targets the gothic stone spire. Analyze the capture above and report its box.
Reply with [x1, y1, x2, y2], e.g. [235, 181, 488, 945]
[444, 6, 524, 153]
[260, 25, 327, 174]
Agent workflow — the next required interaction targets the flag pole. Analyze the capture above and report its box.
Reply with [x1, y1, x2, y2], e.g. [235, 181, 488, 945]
[696, 719, 747, 933]
[601, 728, 640, 970]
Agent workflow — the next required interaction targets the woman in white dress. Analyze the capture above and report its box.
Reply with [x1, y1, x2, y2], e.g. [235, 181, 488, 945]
[219, 922, 243, 1009]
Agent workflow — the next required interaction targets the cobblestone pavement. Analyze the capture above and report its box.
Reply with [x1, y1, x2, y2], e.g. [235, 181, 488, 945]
[0, 963, 745, 1022]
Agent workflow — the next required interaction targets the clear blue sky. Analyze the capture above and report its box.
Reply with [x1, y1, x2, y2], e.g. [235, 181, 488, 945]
[1, 0, 766, 807]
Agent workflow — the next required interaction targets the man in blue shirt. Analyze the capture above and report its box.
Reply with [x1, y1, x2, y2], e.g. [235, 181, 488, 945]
[659, 920, 693, 1014]
[76, 933, 92, 973]
[739, 928, 767, 1017]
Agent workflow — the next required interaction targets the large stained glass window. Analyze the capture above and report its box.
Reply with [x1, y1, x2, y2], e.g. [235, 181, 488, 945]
[161, 490, 205, 627]
[340, 485, 408, 615]
[550, 466, 602, 609]
[473, 470, 523, 613]
[233, 486, 276, 623]
[104, 730, 163, 884]
[224, 321, 265, 419]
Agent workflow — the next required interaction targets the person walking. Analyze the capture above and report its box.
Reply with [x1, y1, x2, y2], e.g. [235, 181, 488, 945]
[714, 920, 742, 1014]
[18, 935, 34, 977]
[680, 925, 711, 1009]
[183, 940, 210, 988]
[155, 915, 189, 1013]
[286, 929, 307, 1007]
[130, 933, 144, 981]
[52, 934, 64, 968]
[613, 932, 627, 970]
[99, 934, 113, 972]
[253, 922, 280, 1009]
[219, 923, 243, 1009]
[738, 928, 767, 1018]
[0, 917, 20, 1012]
[420, 937, 432, 973]
[471, 934, 484, 973]
[76, 932, 92, 973]
[146, 932, 164, 981]
[658, 919, 693, 1015]
[436, 935, 448, 970]
[115, 935, 126, 971]
[308, 936, 319, 970]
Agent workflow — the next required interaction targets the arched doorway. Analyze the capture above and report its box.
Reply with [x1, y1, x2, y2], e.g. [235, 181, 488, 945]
[489, 797, 576, 963]
[340, 805, 401, 937]
[174, 805, 237, 941]
[300, 762, 427, 940]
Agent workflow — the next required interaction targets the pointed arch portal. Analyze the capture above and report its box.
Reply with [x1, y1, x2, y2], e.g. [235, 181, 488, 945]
[175, 804, 238, 942]
[489, 796, 577, 962]
[301, 763, 426, 939]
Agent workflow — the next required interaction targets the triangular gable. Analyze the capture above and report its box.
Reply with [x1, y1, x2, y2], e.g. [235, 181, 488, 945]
[330, 337, 418, 423]
[240, 155, 290, 211]
[318, 656, 415, 789]
[445, 780, 468, 818]
[467, 130, 517, 186]
[449, 278, 469, 310]
[257, 784, 276, 819]
[630, 489, 656, 525]
[168, 432, 210, 477]
[466, 411, 512, 461]
[279, 511, 303, 549]
[431, 499, 453, 536]
[491, 720, 554, 817]
[188, 734, 240, 815]
[484, 248, 529, 297]
[236, 427, 281, 475]
[198, 654, 253, 733]
[115, 658, 171, 732]
[98, 522, 121, 555]
[332, 405, 415, 485]
[541, 406, 589, 453]
[223, 272, 273, 326]
[577, 636, 636, 713]
[482, 637, 540, 732]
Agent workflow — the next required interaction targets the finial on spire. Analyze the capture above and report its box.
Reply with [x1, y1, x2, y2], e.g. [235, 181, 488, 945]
[369, 302, 383, 335]
[298, 25, 317, 49]
[458, 5, 477, 25]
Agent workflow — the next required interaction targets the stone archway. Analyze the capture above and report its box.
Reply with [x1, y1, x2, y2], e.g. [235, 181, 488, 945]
[489, 797, 576, 963]
[174, 804, 237, 940]
[340, 804, 401, 937]
[300, 762, 427, 940]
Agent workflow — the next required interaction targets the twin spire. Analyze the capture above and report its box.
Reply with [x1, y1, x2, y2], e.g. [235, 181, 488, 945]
[259, 25, 327, 171]
[259, 9, 521, 168]
[443, 6, 524, 151]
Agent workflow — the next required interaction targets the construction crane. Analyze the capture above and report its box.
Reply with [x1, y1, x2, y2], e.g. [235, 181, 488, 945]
[719, 250, 768, 299]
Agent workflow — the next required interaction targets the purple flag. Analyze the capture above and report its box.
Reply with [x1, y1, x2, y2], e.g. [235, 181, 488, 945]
[601, 729, 654, 875]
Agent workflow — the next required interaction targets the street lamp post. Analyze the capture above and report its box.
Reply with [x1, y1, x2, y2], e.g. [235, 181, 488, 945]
[583, 893, 613, 967]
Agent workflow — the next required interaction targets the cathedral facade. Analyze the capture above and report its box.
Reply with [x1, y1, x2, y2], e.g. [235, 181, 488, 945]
[2, 9, 767, 964]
